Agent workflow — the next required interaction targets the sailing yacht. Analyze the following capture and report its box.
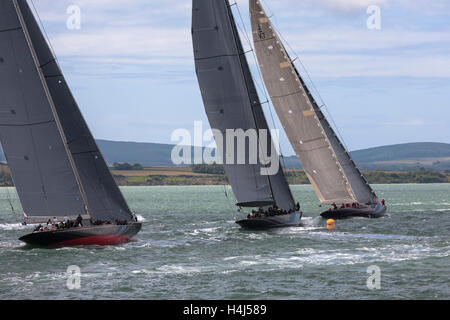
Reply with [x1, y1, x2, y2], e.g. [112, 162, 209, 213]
[249, 0, 387, 219]
[0, 0, 142, 245]
[192, 0, 302, 229]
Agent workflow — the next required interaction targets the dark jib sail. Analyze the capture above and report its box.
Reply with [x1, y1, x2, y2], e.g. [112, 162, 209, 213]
[0, 0, 133, 223]
[249, 0, 379, 206]
[192, 0, 295, 211]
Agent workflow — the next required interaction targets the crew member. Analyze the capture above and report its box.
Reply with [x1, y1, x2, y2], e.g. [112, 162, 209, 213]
[75, 214, 83, 227]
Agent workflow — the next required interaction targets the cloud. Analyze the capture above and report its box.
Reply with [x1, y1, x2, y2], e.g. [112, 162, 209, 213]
[28, 0, 450, 79]
[50, 27, 192, 60]
[273, 0, 450, 15]
[381, 119, 429, 127]
[21, 0, 449, 148]
[307, 0, 387, 13]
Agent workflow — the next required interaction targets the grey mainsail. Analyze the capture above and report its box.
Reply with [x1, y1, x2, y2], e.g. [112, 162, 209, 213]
[250, 0, 378, 205]
[192, 0, 295, 211]
[0, 0, 133, 222]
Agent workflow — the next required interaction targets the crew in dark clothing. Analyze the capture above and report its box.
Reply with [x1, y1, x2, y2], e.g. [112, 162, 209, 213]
[115, 219, 128, 225]
[75, 214, 83, 227]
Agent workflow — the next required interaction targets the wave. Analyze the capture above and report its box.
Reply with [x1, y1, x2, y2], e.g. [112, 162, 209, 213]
[154, 242, 448, 274]
[190, 227, 220, 236]
[224, 243, 450, 269]
[143, 264, 218, 275]
[136, 214, 147, 222]
[0, 223, 33, 231]
[307, 230, 420, 241]
[404, 209, 450, 213]
[300, 216, 322, 227]
[130, 239, 192, 249]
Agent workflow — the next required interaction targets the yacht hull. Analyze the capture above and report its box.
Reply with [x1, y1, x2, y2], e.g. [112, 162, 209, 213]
[19, 223, 142, 246]
[236, 212, 302, 229]
[320, 205, 387, 219]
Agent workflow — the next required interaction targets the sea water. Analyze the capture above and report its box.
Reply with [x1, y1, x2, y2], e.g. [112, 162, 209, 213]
[0, 184, 449, 300]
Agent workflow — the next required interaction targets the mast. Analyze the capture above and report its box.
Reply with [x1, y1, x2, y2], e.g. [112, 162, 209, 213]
[192, 0, 295, 211]
[0, 0, 134, 223]
[22, 0, 134, 222]
[250, 0, 378, 205]
[13, 0, 91, 217]
[223, 1, 276, 204]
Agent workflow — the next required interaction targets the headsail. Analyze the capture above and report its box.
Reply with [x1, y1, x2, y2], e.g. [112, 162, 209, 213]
[249, 0, 378, 205]
[192, 0, 295, 211]
[0, 0, 133, 222]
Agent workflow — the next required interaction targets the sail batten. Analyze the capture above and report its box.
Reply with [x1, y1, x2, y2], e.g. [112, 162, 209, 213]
[250, 0, 378, 205]
[192, 0, 295, 211]
[0, 0, 133, 222]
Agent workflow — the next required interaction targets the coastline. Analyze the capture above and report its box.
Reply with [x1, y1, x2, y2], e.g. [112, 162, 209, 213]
[1, 166, 449, 187]
[112, 168, 450, 186]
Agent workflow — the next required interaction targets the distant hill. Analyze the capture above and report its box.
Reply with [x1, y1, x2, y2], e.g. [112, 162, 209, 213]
[96, 139, 212, 167]
[350, 142, 450, 172]
[96, 140, 450, 172]
[283, 142, 450, 171]
[2, 140, 449, 172]
[351, 143, 450, 162]
[96, 140, 181, 167]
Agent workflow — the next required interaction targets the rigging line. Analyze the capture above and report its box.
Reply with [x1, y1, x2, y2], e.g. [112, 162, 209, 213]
[220, 2, 260, 191]
[231, 4, 270, 105]
[267, 16, 353, 153]
[261, 0, 279, 27]
[30, 1, 133, 217]
[0, 159, 19, 224]
[227, 2, 264, 190]
[30, 0, 60, 68]
[235, 2, 286, 175]
[226, 1, 277, 200]
[295, 57, 353, 153]
[250, 10, 290, 185]
[223, 184, 236, 213]
[7, 188, 20, 225]
[16, 1, 91, 217]
[241, 11, 293, 205]
[232, 2, 289, 174]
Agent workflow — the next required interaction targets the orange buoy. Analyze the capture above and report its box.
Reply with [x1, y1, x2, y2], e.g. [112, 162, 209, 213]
[326, 219, 335, 230]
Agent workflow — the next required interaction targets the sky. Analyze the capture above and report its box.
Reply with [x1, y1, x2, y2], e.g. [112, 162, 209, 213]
[27, 0, 450, 154]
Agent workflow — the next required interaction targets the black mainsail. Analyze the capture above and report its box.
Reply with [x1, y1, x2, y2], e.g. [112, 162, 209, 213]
[249, 0, 379, 206]
[192, 0, 295, 211]
[0, 0, 133, 223]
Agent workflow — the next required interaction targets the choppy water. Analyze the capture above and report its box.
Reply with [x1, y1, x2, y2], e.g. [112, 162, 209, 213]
[0, 184, 449, 300]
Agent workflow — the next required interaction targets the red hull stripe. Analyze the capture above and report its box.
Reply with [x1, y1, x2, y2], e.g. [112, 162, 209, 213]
[53, 235, 131, 246]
